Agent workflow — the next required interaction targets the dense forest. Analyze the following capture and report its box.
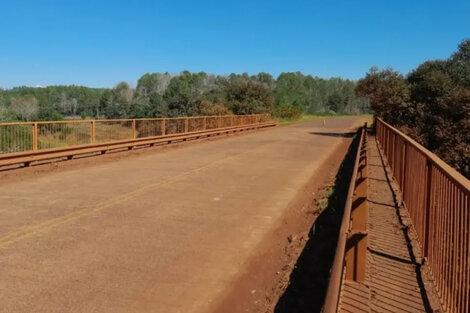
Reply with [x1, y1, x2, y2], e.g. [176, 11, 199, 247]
[356, 39, 470, 178]
[0, 72, 369, 122]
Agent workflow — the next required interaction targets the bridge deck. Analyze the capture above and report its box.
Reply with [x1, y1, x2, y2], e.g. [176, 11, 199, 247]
[339, 135, 437, 313]
[0, 118, 362, 313]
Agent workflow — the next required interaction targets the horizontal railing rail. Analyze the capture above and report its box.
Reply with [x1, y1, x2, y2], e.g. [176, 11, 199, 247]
[376, 118, 469, 313]
[0, 114, 271, 155]
[0, 121, 276, 168]
[323, 124, 368, 313]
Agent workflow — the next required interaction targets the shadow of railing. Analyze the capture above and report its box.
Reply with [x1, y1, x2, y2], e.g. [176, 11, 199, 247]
[309, 132, 356, 138]
[273, 129, 361, 313]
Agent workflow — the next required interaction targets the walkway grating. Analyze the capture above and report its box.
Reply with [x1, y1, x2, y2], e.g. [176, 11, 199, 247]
[339, 135, 436, 313]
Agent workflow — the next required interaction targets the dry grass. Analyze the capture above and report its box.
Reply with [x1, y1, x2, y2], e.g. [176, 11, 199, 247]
[276, 114, 373, 127]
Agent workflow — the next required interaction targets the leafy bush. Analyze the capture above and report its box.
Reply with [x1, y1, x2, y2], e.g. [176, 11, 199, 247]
[357, 39, 470, 178]
[272, 104, 302, 119]
[198, 99, 232, 116]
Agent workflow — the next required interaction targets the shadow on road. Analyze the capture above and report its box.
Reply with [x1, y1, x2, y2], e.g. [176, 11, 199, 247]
[309, 131, 356, 138]
[273, 128, 361, 313]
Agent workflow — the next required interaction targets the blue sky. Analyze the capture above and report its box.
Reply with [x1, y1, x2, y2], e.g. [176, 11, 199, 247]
[0, 0, 469, 88]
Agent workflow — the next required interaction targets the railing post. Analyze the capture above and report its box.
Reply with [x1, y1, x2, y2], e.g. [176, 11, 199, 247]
[423, 160, 433, 259]
[231, 115, 234, 127]
[91, 121, 96, 144]
[218, 116, 222, 129]
[391, 133, 395, 170]
[379, 120, 382, 146]
[132, 119, 136, 139]
[184, 118, 189, 133]
[203, 117, 206, 130]
[402, 141, 408, 201]
[376, 121, 380, 145]
[388, 128, 392, 158]
[381, 122, 385, 147]
[33, 123, 38, 151]
[162, 119, 166, 136]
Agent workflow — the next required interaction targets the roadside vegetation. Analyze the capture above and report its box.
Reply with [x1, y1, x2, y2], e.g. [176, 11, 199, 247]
[0, 72, 369, 123]
[275, 114, 373, 126]
[357, 39, 470, 178]
[276, 114, 329, 126]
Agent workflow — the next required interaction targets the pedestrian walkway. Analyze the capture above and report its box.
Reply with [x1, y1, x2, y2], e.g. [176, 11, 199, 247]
[339, 135, 435, 313]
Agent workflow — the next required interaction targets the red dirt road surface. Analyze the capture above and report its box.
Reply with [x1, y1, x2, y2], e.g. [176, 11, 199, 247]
[0, 117, 361, 313]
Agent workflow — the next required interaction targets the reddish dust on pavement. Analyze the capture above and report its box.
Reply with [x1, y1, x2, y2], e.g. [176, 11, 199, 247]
[0, 117, 361, 313]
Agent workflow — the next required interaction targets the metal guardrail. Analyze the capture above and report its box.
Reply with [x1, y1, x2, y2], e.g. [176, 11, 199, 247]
[0, 114, 270, 155]
[376, 118, 469, 313]
[323, 124, 368, 313]
[0, 114, 274, 167]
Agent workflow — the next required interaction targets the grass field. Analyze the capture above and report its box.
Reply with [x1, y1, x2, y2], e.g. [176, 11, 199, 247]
[275, 114, 373, 128]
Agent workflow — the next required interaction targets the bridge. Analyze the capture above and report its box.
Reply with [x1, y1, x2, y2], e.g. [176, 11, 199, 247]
[324, 119, 469, 313]
[0, 115, 468, 313]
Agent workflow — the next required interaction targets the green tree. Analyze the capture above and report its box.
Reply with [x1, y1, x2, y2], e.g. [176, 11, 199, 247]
[358, 40, 470, 178]
[449, 39, 470, 87]
[198, 99, 232, 116]
[148, 93, 168, 117]
[10, 96, 39, 121]
[356, 67, 410, 125]
[99, 82, 135, 118]
[224, 77, 273, 114]
[326, 92, 344, 113]
[251, 72, 275, 89]
[0, 89, 17, 122]
[274, 72, 308, 111]
[37, 104, 64, 121]
[164, 71, 207, 116]
[406, 56, 469, 175]
[1, 85, 104, 119]
[136, 73, 172, 97]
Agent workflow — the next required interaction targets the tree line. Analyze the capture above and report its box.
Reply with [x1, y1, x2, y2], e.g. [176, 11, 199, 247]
[356, 39, 470, 178]
[0, 72, 369, 123]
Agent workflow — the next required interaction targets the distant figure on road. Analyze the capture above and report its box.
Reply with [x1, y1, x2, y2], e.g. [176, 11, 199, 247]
[322, 119, 326, 127]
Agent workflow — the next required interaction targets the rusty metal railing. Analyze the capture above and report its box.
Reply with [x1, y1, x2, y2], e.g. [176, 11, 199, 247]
[0, 114, 271, 155]
[0, 114, 275, 168]
[376, 118, 470, 313]
[323, 124, 368, 313]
